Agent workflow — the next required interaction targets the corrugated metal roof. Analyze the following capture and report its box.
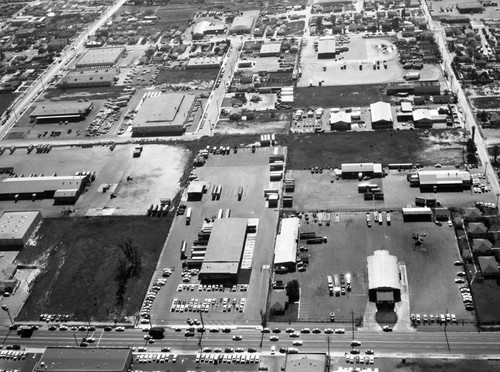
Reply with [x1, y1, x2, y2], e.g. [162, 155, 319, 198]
[274, 217, 299, 265]
[341, 163, 376, 173]
[418, 170, 471, 185]
[203, 218, 248, 263]
[370, 101, 393, 123]
[367, 250, 401, 290]
[0, 176, 85, 195]
[402, 207, 432, 215]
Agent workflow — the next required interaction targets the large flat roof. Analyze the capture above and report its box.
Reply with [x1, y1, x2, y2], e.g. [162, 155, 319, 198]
[0, 211, 41, 241]
[0, 176, 86, 195]
[61, 69, 117, 85]
[133, 93, 195, 129]
[260, 42, 282, 55]
[204, 218, 248, 263]
[31, 101, 93, 118]
[37, 347, 132, 372]
[318, 37, 336, 54]
[274, 217, 299, 265]
[76, 47, 124, 67]
[418, 170, 471, 185]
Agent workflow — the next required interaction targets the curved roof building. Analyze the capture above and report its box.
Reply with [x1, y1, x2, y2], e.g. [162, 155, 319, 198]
[367, 250, 401, 305]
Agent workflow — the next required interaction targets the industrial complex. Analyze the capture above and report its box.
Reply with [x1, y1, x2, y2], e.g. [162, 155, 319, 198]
[0, 0, 500, 369]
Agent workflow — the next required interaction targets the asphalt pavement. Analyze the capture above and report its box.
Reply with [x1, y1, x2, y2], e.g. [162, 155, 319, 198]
[1, 327, 499, 358]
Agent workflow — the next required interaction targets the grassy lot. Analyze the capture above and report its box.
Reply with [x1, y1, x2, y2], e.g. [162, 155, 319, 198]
[471, 279, 500, 325]
[156, 68, 218, 84]
[280, 130, 466, 169]
[471, 96, 500, 110]
[43, 86, 125, 101]
[281, 131, 423, 169]
[16, 217, 171, 322]
[284, 21, 305, 37]
[295, 85, 388, 108]
[0, 92, 17, 117]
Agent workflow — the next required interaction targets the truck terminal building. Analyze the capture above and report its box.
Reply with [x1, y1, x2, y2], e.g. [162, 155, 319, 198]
[30, 101, 93, 123]
[0, 175, 88, 204]
[198, 218, 257, 284]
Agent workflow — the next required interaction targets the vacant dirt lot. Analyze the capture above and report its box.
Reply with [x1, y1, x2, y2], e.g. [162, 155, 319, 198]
[16, 217, 170, 322]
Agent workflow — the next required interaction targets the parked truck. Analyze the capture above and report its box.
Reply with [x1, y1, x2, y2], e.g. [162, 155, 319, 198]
[404, 72, 420, 81]
[333, 274, 341, 297]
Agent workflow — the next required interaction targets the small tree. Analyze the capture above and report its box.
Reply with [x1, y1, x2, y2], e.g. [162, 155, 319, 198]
[286, 279, 300, 303]
[493, 145, 499, 165]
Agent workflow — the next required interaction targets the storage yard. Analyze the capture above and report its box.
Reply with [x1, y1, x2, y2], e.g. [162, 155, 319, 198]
[0, 144, 189, 216]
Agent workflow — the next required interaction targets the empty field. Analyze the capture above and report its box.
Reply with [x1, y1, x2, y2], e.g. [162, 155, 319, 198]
[280, 130, 465, 170]
[16, 217, 170, 322]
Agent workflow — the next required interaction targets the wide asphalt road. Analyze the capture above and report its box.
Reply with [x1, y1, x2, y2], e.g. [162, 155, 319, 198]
[1, 327, 499, 357]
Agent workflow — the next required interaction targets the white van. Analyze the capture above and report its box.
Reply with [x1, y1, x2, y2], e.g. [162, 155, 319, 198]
[271, 345, 276, 355]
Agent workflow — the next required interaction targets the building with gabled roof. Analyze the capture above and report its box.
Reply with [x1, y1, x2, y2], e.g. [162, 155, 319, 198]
[273, 217, 299, 270]
[468, 222, 488, 238]
[473, 239, 493, 255]
[464, 207, 483, 221]
[370, 101, 393, 129]
[478, 256, 498, 278]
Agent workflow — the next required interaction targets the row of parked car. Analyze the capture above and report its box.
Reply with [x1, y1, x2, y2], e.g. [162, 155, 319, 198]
[0, 351, 26, 360]
[196, 352, 259, 364]
[410, 313, 457, 325]
[135, 353, 177, 364]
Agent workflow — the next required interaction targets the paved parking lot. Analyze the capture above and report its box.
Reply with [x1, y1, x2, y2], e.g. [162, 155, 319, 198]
[272, 212, 473, 327]
[149, 147, 283, 326]
[287, 169, 496, 212]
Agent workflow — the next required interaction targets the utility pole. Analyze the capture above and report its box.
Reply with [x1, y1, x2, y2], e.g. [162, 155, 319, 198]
[1, 305, 13, 325]
[444, 309, 451, 352]
[351, 310, 355, 340]
[327, 335, 331, 372]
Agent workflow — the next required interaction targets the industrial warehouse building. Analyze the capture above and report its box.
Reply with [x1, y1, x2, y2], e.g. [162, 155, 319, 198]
[370, 101, 393, 129]
[192, 21, 226, 39]
[317, 37, 336, 59]
[367, 250, 401, 308]
[0, 175, 88, 203]
[329, 111, 352, 130]
[457, 2, 483, 13]
[186, 57, 222, 69]
[59, 69, 118, 88]
[260, 42, 282, 57]
[412, 108, 448, 128]
[35, 347, 133, 372]
[75, 47, 125, 69]
[409, 170, 471, 190]
[273, 217, 299, 271]
[198, 218, 255, 284]
[30, 101, 93, 123]
[132, 93, 195, 136]
[341, 163, 383, 179]
[402, 206, 433, 221]
[0, 211, 42, 248]
[230, 12, 257, 34]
